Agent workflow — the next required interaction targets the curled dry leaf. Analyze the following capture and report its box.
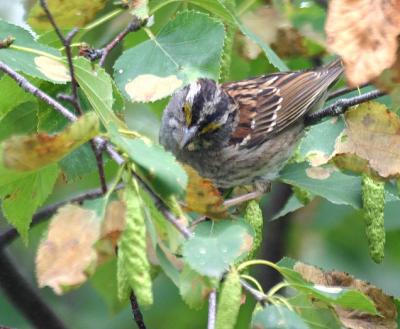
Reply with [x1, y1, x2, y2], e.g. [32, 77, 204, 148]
[326, 0, 400, 86]
[124, 74, 183, 102]
[294, 262, 397, 329]
[2, 112, 99, 171]
[34, 56, 70, 83]
[183, 165, 228, 219]
[36, 204, 101, 294]
[332, 102, 400, 179]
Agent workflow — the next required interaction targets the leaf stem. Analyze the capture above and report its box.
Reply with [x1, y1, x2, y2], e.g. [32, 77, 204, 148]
[237, 259, 279, 272]
[207, 289, 217, 329]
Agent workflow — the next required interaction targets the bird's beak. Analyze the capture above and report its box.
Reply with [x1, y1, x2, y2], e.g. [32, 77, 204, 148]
[179, 126, 197, 149]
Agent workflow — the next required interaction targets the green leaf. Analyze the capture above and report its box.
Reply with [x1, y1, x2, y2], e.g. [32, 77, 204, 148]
[289, 294, 342, 329]
[109, 125, 187, 198]
[0, 75, 35, 121]
[0, 163, 59, 241]
[156, 246, 180, 287]
[183, 219, 254, 278]
[279, 162, 362, 208]
[251, 305, 309, 329]
[130, 0, 149, 19]
[74, 57, 126, 129]
[114, 11, 225, 102]
[179, 264, 214, 310]
[271, 195, 304, 220]
[0, 19, 66, 82]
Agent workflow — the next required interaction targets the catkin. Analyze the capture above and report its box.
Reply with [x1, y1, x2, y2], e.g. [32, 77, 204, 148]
[361, 174, 385, 263]
[244, 200, 263, 260]
[117, 179, 153, 306]
[215, 269, 242, 329]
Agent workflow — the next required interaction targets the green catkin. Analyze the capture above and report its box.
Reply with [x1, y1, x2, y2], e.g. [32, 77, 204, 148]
[219, 0, 236, 82]
[117, 179, 153, 306]
[361, 174, 385, 263]
[215, 269, 242, 329]
[244, 200, 263, 260]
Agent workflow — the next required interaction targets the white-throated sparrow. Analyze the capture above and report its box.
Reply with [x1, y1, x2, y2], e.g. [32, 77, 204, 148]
[159, 59, 343, 188]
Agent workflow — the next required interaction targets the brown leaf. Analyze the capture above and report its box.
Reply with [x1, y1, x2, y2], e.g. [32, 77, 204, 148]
[36, 204, 100, 294]
[326, 0, 400, 86]
[331, 101, 400, 179]
[294, 262, 397, 329]
[183, 165, 228, 219]
[2, 112, 99, 171]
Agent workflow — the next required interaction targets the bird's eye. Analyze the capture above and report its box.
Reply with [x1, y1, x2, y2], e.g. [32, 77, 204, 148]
[200, 122, 220, 134]
[182, 103, 192, 126]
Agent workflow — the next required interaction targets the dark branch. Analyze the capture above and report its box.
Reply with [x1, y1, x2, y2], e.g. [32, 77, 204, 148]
[327, 83, 370, 101]
[89, 140, 108, 193]
[207, 289, 217, 329]
[0, 184, 123, 248]
[130, 292, 147, 329]
[305, 89, 386, 125]
[99, 16, 145, 67]
[0, 249, 69, 329]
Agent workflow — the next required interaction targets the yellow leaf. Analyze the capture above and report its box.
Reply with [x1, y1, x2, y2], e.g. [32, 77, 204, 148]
[34, 56, 70, 82]
[331, 102, 400, 179]
[124, 74, 183, 102]
[326, 0, 400, 86]
[36, 204, 100, 294]
[2, 112, 99, 171]
[183, 165, 228, 219]
[294, 262, 397, 329]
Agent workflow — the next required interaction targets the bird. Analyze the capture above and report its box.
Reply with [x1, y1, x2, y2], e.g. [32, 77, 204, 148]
[159, 59, 343, 189]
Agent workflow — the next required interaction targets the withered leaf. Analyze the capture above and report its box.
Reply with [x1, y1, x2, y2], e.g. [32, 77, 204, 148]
[36, 204, 101, 294]
[294, 262, 397, 329]
[331, 102, 400, 179]
[183, 165, 228, 219]
[2, 112, 99, 171]
[326, 0, 400, 86]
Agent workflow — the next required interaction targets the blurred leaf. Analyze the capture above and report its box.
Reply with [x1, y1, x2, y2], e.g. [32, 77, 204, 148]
[179, 264, 214, 310]
[156, 246, 180, 286]
[36, 204, 101, 294]
[326, 0, 400, 86]
[184, 165, 227, 219]
[0, 19, 65, 82]
[0, 75, 35, 121]
[183, 219, 254, 278]
[1, 112, 99, 171]
[109, 125, 187, 198]
[331, 102, 400, 179]
[114, 11, 225, 102]
[0, 163, 59, 241]
[74, 58, 126, 129]
[28, 0, 107, 30]
[289, 294, 342, 329]
[271, 194, 304, 220]
[90, 258, 127, 313]
[251, 305, 308, 329]
[279, 162, 362, 208]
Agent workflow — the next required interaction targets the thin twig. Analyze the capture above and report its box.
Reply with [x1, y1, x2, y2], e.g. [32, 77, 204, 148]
[0, 184, 123, 248]
[130, 292, 147, 329]
[327, 83, 370, 100]
[207, 289, 217, 329]
[305, 89, 386, 125]
[99, 16, 145, 67]
[0, 248, 69, 329]
[240, 279, 266, 306]
[89, 140, 108, 193]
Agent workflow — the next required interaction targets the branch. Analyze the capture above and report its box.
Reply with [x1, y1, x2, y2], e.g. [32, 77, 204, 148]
[130, 292, 147, 329]
[327, 83, 370, 101]
[207, 289, 217, 329]
[0, 184, 123, 248]
[305, 89, 386, 125]
[0, 248, 69, 329]
[240, 279, 266, 306]
[99, 16, 146, 67]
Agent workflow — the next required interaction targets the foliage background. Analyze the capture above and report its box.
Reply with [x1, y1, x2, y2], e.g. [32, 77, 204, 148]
[1, 0, 400, 328]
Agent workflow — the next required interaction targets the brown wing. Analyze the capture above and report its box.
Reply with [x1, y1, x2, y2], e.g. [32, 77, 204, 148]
[222, 59, 343, 147]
